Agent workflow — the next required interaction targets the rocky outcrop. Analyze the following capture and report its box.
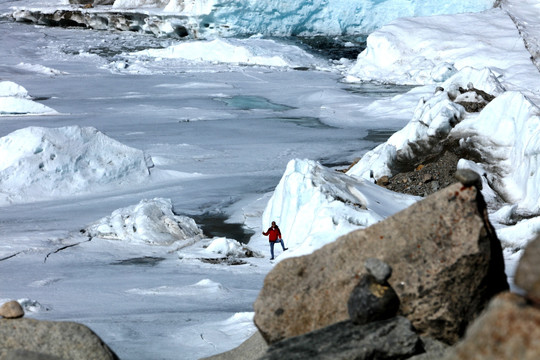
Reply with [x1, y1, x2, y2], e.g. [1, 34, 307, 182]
[0, 318, 119, 360]
[11, 9, 191, 38]
[253, 181, 508, 345]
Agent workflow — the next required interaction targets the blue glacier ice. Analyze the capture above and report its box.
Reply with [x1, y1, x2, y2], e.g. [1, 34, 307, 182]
[9, 0, 496, 39]
[123, 0, 496, 37]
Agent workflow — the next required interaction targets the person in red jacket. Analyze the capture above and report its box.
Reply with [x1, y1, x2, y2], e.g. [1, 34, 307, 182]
[263, 221, 288, 260]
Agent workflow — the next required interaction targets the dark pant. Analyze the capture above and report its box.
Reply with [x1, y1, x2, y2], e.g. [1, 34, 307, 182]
[270, 239, 286, 258]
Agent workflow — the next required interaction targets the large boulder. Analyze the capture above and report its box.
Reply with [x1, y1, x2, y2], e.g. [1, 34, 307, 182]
[0, 318, 119, 360]
[253, 182, 508, 344]
[443, 292, 540, 360]
[259, 316, 420, 360]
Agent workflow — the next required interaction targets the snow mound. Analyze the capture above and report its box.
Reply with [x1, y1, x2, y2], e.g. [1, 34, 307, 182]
[87, 198, 203, 246]
[15, 63, 68, 76]
[126, 279, 230, 296]
[0, 81, 57, 116]
[114, 0, 493, 37]
[347, 9, 533, 86]
[130, 37, 327, 69]
[18, 298, 51, 313]
[0, 126, 153, 205]
[262, 158, 418, 259]
[0, 81, 29, 97]
[205, 237, 246, 257]
[452, 91, 540, 214]
[347, 67, 502, 181]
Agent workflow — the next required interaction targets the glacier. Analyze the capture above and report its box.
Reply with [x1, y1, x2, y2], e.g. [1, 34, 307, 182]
[122, 0, 497, 36]
[8, 0, 496, 38]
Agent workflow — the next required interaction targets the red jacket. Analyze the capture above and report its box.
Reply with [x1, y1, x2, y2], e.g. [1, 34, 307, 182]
[263, 226, 281, 242]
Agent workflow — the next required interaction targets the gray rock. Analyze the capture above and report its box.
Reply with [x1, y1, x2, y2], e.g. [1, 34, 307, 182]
[253, 183, 508, 344]
[0, 349, 62, 360]
[0, 318, 119, 360]
[347, 274, 400, 325]
[454, 169, 482, 189]
[409, 337, 449, 360]
[514, 235, 540, 303]
[259, 316, 420, 360]
[0, 301, 24, 319]
[364, 257, 392, 283]
[201, 331, 268, 360]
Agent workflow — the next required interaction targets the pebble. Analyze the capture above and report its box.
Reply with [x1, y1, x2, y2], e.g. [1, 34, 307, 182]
[454, 169, 482, 189]
[0, 300, 24, 319]
[364, 258, 392, 283]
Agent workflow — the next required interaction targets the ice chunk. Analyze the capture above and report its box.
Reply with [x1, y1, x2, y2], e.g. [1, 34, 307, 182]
[87, 198, 203, 245]
[262, 159, 418, 259]
[0, 126, 152, 205]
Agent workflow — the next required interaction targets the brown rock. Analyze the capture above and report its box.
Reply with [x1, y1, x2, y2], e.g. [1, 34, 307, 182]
[0, 301, 24, 319]
[514, 235, 540, 303]
[376, 176, 390, 186]
[253, 183, 508, 344]
[444, 292, 540, 360]
[0, 318, 119, 360]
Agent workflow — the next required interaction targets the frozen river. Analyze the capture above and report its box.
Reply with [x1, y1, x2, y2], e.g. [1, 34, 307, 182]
[0, 17, 412, 359]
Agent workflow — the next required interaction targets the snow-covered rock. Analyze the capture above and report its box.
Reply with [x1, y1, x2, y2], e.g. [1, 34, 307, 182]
[0, 81, 57, 116]
[262, 159, 418, 259]
[347, 67, 502, 181]
[452, 91, 540, 214]
[0, 126, 153, 205]
[87, 198, 203, 245]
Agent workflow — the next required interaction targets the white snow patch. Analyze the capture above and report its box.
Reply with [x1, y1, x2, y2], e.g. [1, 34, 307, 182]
[130, 37, 328, 69]
[126, 279, 230, 296]
[0, 81, 57, 116]
[15, 62, 69, 76]
[347, 67, 503, 181]
[347, 8, 538, 93]
[452, 91, 540, 214]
